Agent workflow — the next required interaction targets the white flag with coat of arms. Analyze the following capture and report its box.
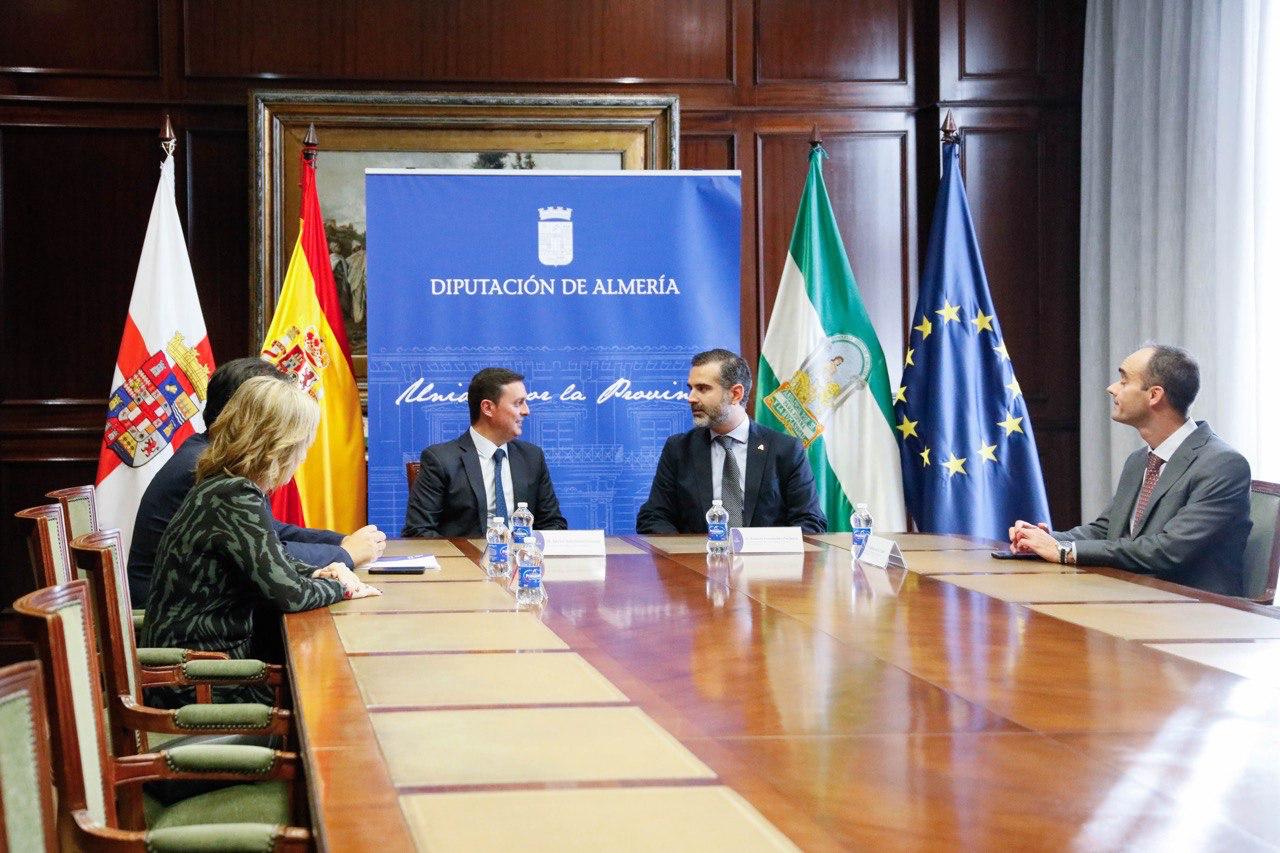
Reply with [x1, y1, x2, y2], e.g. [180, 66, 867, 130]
[94, 151, 215, 560]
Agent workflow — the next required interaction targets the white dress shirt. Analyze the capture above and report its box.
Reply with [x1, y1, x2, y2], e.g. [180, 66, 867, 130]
[470, 427, 515, 521]
[710, 416, 751, 502]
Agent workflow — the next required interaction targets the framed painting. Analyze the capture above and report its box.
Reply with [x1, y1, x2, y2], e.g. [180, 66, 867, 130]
[248, 90, 680, 385]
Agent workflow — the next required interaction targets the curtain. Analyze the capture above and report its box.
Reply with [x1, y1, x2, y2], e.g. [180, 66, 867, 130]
[1081, 0, 1280, 525]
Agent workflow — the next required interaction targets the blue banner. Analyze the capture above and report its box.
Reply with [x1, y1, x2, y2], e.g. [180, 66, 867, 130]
[366, 170, 742, 533]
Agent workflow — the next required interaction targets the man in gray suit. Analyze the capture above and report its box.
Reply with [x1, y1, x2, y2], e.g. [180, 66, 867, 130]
[1009, 343, 1251, 596]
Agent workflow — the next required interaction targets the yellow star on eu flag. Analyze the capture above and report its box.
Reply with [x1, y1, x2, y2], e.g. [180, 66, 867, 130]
[936, 300, 961, 324]
[896, 415, 919, 439]
[1006, 377, 1022, 399]
[942, 452, 967, 476]
[905, 347, 915, 367]
[978, 442, 998, 462]
[914, 316, 933, 339]
[997, 411, 1024, 436]
[920, 447, 931, 466]
[994, 341, 1010, 361]
[894, 385, 907, 404]
[971, 310, 994, 333]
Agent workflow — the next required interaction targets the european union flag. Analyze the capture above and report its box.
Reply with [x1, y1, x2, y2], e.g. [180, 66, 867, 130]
[896, 137, 1051, 539]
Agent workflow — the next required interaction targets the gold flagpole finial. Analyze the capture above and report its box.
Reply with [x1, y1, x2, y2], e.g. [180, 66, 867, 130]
[160, 114, 176, 157]
[941, 110, 960, 145]
[303, 123, 319, 163]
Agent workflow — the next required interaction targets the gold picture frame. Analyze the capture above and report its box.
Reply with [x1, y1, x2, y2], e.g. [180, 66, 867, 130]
[248, 90, 679, 384]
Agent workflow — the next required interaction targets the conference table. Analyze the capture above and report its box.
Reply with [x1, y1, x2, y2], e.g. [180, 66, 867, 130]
[283, 534, 1280, 851]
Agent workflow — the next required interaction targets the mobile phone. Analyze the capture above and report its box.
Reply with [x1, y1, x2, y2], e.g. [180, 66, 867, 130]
[990, 550, 1041, 560]
[367, 565, 427, 575]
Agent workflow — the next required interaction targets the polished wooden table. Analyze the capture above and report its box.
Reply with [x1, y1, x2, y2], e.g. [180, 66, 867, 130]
[284, 535, 1280, 851]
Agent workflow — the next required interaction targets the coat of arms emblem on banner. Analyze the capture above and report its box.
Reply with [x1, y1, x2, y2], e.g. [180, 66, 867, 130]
[103, 332, 209, 468]
[537, 206, 573, 266]
[763, 334, 871, 447]
[262, 325, 331, 400]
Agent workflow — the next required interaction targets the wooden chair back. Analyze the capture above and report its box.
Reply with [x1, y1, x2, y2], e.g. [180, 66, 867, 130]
[406, 460, 421, 492]
[0, 660, 59, 852]
[14, 504, 73, 590]
[13, 581, 118, 829]
[46, 485, 99, 540]
[1244, 480, 1280, 603]
[70, 530, 144, 753]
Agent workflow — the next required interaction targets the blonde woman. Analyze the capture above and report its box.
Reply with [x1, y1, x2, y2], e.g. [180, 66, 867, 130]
[143, 375, 378, 706]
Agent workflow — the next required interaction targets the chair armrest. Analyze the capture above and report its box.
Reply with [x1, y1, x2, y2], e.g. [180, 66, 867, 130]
[138, 647, 231, 667]
[113, 748, 298, 785]
[132, 609, 145, 631]
[71, 809, 311, 852]
[117, 696, 291, 737]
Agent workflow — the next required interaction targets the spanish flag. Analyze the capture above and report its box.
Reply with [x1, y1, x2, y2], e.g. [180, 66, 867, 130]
[260, 132, 365, 532]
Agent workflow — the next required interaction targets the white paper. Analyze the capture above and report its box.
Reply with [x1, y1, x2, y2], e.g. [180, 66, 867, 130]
[369, 554, 440, 570]
[729, 526, 804, 554]
[534, 529, 606, 556]
[858, 535, 906, 570]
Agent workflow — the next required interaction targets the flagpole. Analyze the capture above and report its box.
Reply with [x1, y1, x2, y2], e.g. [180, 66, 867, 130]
[303, 123, 318, 167]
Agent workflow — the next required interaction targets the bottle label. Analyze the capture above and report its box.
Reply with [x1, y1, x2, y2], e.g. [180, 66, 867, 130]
[851, 527, 871, 555]
[518, 562, 543, 589]
[512, 524, 531, 543]
[707, 521, 728, 541]
[488, 542, 508, 564]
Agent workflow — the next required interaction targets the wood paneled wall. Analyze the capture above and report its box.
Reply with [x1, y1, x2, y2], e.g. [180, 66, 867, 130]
[0, 0, 1084, 595]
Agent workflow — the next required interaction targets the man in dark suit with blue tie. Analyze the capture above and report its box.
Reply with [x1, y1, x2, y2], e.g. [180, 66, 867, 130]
[1009, 343, 1251, 596]
[636, 349, 827, 535]
[403, 367, 568, 537]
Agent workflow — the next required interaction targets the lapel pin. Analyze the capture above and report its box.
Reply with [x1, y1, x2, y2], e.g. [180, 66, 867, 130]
[757, 444, 765, 451]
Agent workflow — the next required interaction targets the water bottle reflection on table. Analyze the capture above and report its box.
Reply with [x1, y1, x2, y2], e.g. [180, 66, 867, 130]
[705, 551, 732, 606]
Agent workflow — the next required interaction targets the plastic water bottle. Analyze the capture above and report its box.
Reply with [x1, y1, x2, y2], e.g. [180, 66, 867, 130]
[706, 499, 730, 554]
[511, 501, 534, 544]
[514, 534, 547, 607]
[850, 503, 873, 558]
[486, 517, 512, 579]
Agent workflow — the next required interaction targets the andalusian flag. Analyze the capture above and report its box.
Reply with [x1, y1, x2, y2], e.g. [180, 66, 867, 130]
[260, 135, 366, 532]
[755, 145, 906, 533]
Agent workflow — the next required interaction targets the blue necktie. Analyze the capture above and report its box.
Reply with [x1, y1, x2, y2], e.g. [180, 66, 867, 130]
[492, 447, 508, 521]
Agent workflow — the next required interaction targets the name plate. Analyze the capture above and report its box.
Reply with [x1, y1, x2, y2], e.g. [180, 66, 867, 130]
[533, 529, 606, 556]
[543, 555, 607, 582]
[736, 553, 806, 581]
[857, 535, 907, 570]
[730, 526, 804, 554]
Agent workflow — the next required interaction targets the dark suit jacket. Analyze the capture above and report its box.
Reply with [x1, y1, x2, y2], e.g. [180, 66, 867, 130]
[636, 421, 827, 534]
[128, 433, 351, 605]
[402, 431, 568, 537]
[1056, 421, 1251, 596]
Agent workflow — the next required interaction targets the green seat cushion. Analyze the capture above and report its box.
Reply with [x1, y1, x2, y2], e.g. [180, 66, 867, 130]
[147, 780, 290, 831]
[181, 659, 267, 681]
[133, 610, 146, 630]
[173, 703, 272, 731]
[145, 822, 283, 853]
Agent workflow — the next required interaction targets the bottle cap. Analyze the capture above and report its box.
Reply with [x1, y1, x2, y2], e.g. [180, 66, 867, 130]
[494, 517, 505, 523]
[712, 499, 723, 506]
[517, 502, 528, 508]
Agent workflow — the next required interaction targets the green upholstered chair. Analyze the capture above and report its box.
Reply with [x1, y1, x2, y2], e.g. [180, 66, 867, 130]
[70, 531, 292, 754]
[14, 504, 74, 590]
[0, 661, 59, 852]
[1244, 480, 1280, 604]
[47, 484, 99, 541]
[13, 582, 311, 848]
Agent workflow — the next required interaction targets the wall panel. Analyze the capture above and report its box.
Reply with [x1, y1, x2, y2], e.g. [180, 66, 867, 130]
[185, 0, 734, 83]
[0, 0, 1085, 583]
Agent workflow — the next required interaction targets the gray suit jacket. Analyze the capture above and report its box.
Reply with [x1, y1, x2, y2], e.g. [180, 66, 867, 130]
[1056, 421, 1251, 596]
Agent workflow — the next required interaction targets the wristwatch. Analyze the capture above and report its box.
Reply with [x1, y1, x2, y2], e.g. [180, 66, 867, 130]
[1057, 542, 1071, 565]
